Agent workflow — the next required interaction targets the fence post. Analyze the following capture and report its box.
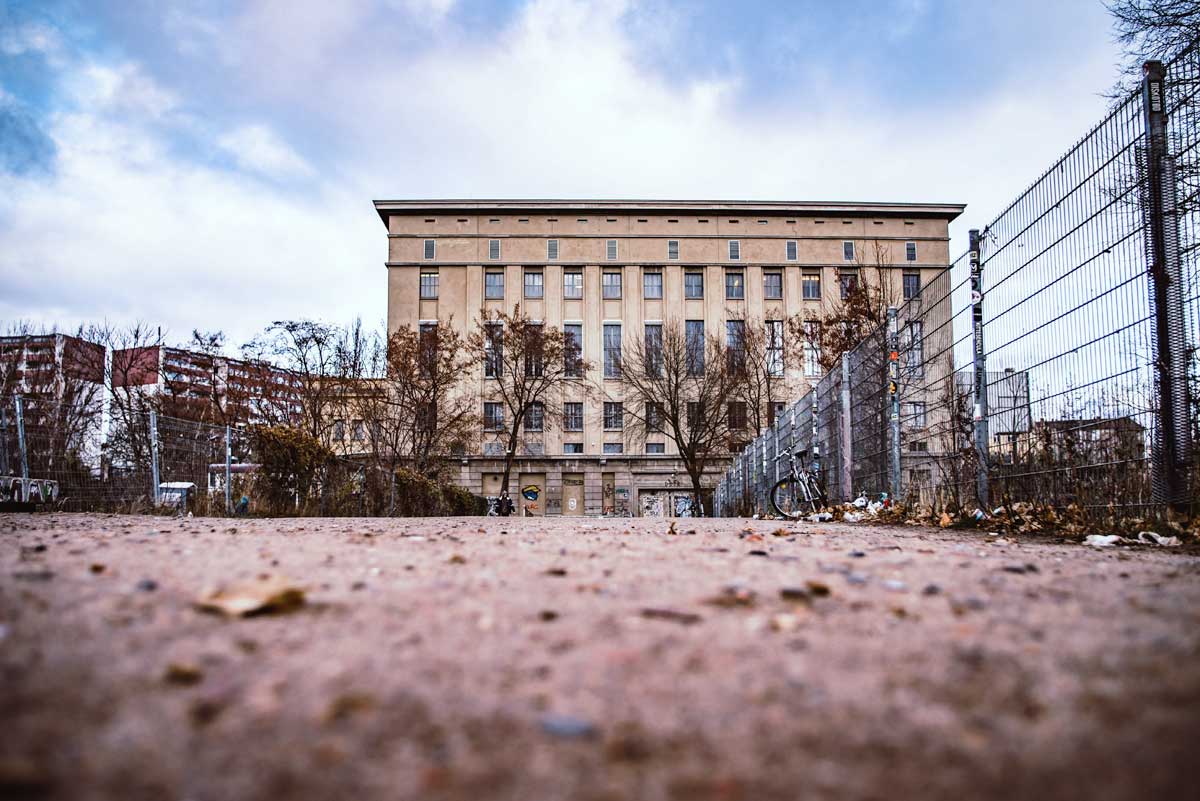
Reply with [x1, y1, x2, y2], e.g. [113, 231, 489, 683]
[1142, 59, 1194, 510]
[149, 411, 160, 506]
[15, 396, 29, 482]
[887, 307, 902, 501]
[1, 406, 10, 476]
[969, 229, 990, 511]
[225, 425, 233, 515]
[840, 353, 852, 502]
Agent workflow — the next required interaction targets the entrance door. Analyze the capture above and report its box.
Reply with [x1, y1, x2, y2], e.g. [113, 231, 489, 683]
[518, 473, 546, 516]
[562, 474, 584, 516]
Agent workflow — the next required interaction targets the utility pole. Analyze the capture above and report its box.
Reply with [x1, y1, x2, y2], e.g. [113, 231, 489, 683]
[969, 229, 989, 511]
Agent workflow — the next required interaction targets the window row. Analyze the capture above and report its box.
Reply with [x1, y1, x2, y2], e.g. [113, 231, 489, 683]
[480, 399, 769, 434]
[420, 268, 922, 301]
[421, 239, 921, 262]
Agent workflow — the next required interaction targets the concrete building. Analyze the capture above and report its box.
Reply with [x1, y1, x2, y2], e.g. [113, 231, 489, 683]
[375, 199, 963, 516]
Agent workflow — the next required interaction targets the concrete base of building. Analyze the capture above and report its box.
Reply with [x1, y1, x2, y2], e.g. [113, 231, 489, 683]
[454, 455, 721, 517]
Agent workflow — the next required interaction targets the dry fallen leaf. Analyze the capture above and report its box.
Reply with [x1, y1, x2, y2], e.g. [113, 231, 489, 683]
[939, 512, 954, 528]
[163, 662, 204, 686]
[195, 574, 306, 617]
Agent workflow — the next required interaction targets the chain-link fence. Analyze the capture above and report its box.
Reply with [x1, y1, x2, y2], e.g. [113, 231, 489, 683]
[717, 50, 1198, 522]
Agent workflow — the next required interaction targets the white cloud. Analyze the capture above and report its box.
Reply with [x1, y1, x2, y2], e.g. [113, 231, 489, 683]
[0, 21, 63, 58]
[218, 124, 315, 180]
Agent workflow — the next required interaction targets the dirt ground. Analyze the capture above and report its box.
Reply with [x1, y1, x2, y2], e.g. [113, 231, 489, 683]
[2, 513, 1199, 801]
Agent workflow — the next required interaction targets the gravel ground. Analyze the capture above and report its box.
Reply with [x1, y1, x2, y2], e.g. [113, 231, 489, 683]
[2, 512, 1199, 801]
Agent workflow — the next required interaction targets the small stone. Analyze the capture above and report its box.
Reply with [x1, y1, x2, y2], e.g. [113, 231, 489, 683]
[12, 569, 54, 582]
[845, 572, 869, 586]
[90, 564, 106, 574]
[747, 550, 769, 557]
[922, 583, 942, 596]
[779, 587, 810, 602]
[540, 714, 597, 739]
[136, 579, 158, 592]
[1002, 564, 1039, 575]
[539, 610, 559, 622]
[163, 663, 204, 686]
[805, 580, 831, 597]
[350, 581, 367, 591]
[545, 567, 568, 577]
[882, 579, 908, 592]
[848, 550, 866, 558]
[448, 554, 466, 565]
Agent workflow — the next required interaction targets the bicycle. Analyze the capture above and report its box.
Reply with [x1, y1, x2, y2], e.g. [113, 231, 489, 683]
[769, 448, 827, 519]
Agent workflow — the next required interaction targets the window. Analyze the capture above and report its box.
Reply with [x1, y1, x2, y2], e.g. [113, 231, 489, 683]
[563, 442, 584, 455]
[423, 239, 435, 260]
[483, 402, 504, 431]
[668, 240, 679, 260]
[905, 321, 924, 374]
[547, 239, 559, 260]
[524, 270, 544, 299]
[685, 320, 705, 376]
[905, 401, 927, 430]
[839, 270, 858, 299]
[351, 419, 366, 442]
[803, 272, 821, 300]
[905, 241, 917, 262]
[485, 271, 504, 300]
[686, 401, 703, 430]
[483, 441, 505, 456]
[728, 240, 740, 260]
[903, 272, 921, 300]
[489, 239, 501, 260]
[763, 271, 783, 300]
[646, 401, 663, 432]
[418, 322, 437, 376]
[483, 324, 502, 378]
[563, 402, 583, 431]
[603, 323, 622, 378]
[843, 241, 855, 261]
[419, 271, 439, 299]
[766, 320, 784, 376]
[645, 442, 665, 454]
[643, 271, 663, 299]
[563, 323, 583, 378]
[684, 272, 704, 299]
[644, 323, 663, 377]
[908, 440, 929, 452]
[563, 270, 583, 299]
[726, 320, 746, 373]
[606, 239, 618, 260]
[725, 271, 745, 300]
[727, 401, 747, 430]
[332, 419, 345, 441]
[768, 401, 786, 427]
[524, 323, 544, 377]
[785, 240, 797, 261]
[802, 321, 821, 376]
[525, 401, 544, 432]
[602, 271, 622, 299]
[603, 442, 624, 454]
[604, 402, 624, 430]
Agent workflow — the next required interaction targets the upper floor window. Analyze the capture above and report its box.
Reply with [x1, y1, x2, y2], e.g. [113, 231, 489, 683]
[525, 401, 544, 432]
[785, 240, 797, 261]
[603, 401, 624, 430]
[668, 240, 679, 260]
[563, 270, 583, 299]
[763, 271, 783, 300]
[839, 270, 858, 299]
[725, 270, 745, 300]
[903, 272, 921, 300]
[419, 271, 439, 300]
[563, 402, 584, 431]
[603, 442, 624, 454]
[423, 239, 435, 260]
[489, 239, 501, 260]
[646, 442, 665, 454]
[483, 323, 503, 377]
[685, 320, 705, 377]
[524, 269, 544, 299]
[602, 271, 622, 299]
[547, 239, 559, 260]
[802, 272, 821, 300]
[484, 271, 504, 300]
[728, 240, 741, 260]
[643, 271, 663, 299]
[603, 324, 622, 378]
[684, 271, 704, 299]
[842, 241, 855, 261]
[606, 239, 618, 260]
[483, 402, 504, 430]
[766, 320, 784, 376]
[563, 323, 583, 378]
[905, 241, 917, 261]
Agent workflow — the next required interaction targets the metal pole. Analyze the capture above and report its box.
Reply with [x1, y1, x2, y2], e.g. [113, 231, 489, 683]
[225, 425, 233, 515]
[969, 229, 990, 510]
[1142, 60, 1193, 509]
[15, 396, 29, 482]
[149, 411, 160, 505]
[840, 353, 852, 502]
[887, 307, 902, 501]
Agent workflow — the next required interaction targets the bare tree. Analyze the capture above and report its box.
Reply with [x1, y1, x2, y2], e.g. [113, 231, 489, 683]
[1107, 1, 1200, 84]
[737, 317, 794, 437]
[103, 321, 167, 473]
[242, 320, 345, 447]
[616, 319, 741, 513]
[466, 306, 587, 497]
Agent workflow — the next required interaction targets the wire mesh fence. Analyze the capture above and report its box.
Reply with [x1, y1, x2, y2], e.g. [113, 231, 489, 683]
[717, 50, 1198, 523]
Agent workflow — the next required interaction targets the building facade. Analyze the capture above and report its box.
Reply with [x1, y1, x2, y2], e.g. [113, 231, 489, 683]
[376, 200, 963, 516]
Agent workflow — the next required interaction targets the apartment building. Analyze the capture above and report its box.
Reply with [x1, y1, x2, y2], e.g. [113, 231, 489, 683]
[375, 200, 963, 516]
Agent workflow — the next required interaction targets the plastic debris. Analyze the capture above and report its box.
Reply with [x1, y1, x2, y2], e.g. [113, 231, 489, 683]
[843, 512, 864, 523]
[853, 494, 868, 509]
[1084, 534, 1124, 548]
[1136, 531, 1181, 547]
[808, 512, 833, 522]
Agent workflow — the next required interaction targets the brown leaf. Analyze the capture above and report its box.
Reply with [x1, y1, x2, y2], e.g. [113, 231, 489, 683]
[195, 574, 305, 617]
[640, 607, 703, 625]
[448, 554, 467, 565]
[163, 662, 204, 686]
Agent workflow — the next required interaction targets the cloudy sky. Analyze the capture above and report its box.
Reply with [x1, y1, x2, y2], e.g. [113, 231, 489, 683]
[1, 0, 1126, 349]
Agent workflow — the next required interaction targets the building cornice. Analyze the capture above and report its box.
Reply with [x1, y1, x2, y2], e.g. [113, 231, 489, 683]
[373, 199, 967, 227]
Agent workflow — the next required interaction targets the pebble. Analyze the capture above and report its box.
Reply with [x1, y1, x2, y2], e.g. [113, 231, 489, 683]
[848, 550, 866, 558]
[882, 579, 908, 592]
[136, 579, 158, 592]
[922, 583, 942, 596]
[539, 714, 597, 739]
[846, 572, 869, 586]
